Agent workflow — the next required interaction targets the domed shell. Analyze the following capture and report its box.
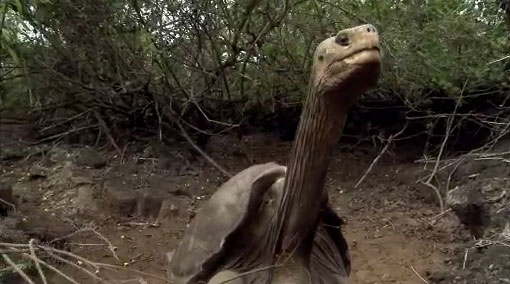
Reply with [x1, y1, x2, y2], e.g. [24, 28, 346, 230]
[167, 162, 287, 284]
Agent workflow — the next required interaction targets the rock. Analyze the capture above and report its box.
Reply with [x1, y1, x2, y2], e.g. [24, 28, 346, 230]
[74, 146, 106, 169]
[446, 185, 490, 239]
[426, 269, 449, 283]
[0, 181, 15, 215]
[71, 185, 100, 217]
[414, 183, 439, 204]
[453, 158, 488, 183]
[46, 147, 70, 164]
[0, 216, 27, 243]
[103, 178, 136, 216]
[12, 183, 41, 204]
[116, 161, 139, 176]
[0, 145, 29, 161]
[17, 207, 75, 243]
[28, 164, 48, 180]
[147, 175, 192, 197]
[136, 187, 172, 218]
[148, 176, 176, 192]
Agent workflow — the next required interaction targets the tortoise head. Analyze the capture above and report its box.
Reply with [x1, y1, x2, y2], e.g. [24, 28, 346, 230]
[311, 24, 381, 109]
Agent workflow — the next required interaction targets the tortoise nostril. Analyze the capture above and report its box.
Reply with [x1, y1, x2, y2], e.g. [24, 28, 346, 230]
[364, 24, 377, 33]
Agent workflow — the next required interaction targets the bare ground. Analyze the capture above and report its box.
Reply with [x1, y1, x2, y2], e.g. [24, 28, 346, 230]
[1, 122, 509, 284]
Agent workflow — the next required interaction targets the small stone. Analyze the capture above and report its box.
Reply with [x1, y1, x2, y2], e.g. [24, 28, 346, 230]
[158, 197, 189, 222]
[71, 185, 99, 217]
[446, 185, 490, 239]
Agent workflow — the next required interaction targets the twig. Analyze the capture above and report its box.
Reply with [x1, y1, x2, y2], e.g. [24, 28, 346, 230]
[29, 239, 47, 284]
[462, 248, 469, 270]
[0, 240, 199, 283]
[488, 55, 510, 65]
[4, 246, 80, 284]
[422, 182, 445, 212]
[38, 245, 100, 272]
[154, 101, 163, 141]
[38, 124, 99, 143]
[189, 90, 239, 129]
[429, 208, 453, 224]
[410, 266, 430, 284]
[90, 228, 119, 260]
[422, 79, 468, 212]
[355, 123, 407, 188]
[93, 109, 122, 155]
[44, 250, 106, 283]
[48, 228, 90, 244]
[39, 108, 95, 132]
[34, 254, 81, 284]
[445, 156, 467, 192]
[173, 118, 232, 178]
[1, 254, 36, 284]
[215, 264, 285, 284]
[0, 198, 16, 212]
[93, 262, 171, 282]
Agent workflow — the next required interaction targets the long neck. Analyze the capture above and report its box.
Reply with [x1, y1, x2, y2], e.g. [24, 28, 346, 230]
[277, 79, 349, 257]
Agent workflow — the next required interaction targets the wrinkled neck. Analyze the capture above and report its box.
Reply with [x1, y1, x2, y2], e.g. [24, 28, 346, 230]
[277, 79, 348, 258]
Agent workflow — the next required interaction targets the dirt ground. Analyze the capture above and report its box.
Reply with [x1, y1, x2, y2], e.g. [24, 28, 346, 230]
[1, 120, 509, 284]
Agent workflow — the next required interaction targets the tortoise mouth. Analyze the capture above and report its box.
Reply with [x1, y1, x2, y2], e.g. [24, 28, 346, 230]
[340, 47, 381, 64]
[327, 46, 381, 71]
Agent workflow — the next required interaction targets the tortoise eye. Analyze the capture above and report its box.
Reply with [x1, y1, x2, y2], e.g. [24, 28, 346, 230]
[318, 55, 324, 61]
[335, 33, 350, 46]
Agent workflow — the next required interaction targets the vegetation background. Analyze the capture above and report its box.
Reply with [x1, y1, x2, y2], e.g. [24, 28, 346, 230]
[0, 0, 509, 167]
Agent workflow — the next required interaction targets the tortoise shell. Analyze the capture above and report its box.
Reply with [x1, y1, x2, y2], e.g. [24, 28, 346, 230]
[167, 162, 350, 283]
